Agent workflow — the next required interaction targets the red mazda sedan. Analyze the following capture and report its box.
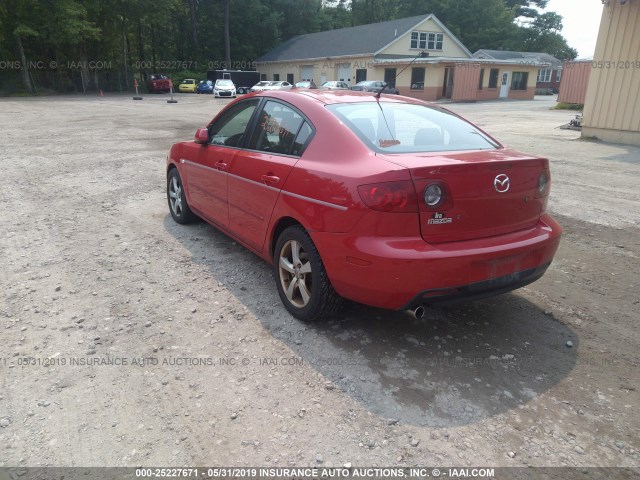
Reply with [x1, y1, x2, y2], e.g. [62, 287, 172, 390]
[166, 90, 562, 321]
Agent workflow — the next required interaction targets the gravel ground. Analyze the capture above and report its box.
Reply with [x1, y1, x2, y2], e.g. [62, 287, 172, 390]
[0, 93, 638, 470]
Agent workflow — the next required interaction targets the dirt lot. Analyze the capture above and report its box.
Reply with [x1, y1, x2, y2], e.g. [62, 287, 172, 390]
[0, 93, 638, 471]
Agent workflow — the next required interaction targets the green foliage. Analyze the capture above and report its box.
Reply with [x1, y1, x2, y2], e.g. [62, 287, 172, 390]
[0, 0, 580, 93]
[554, 102, 584, 110]
[396, 0, 520, 53]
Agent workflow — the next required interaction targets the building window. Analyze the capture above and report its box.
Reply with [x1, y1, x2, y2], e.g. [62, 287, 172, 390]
[478, 69, 485, 90]
[537, 69, 551, 83]
[273, 74, 280, 81]
[488, 68, 499, 88]
[511, 71, 529, 90]
[410, 32, 418, 49]
[410, 31, 443, 50]
[556, 68, 562, 82]
[260, 73, 267, 81]
[410, 67, 425, 90]
[427, 33, 443, 50]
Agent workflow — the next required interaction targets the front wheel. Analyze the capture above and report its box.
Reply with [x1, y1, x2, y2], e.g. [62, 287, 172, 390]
[167, 168, 198, 224]
[274, 226, 341, 321]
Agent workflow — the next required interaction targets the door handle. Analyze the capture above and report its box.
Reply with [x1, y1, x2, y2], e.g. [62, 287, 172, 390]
[261, 174, 280, 185]
[215, 161, 228, 171]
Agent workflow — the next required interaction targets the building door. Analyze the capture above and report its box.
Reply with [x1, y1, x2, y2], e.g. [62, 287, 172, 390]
[500, 72, 510, 98]
[384, 68, 397, 87]
[442, 67, 454, 98]
[338, 63, 351, 82]
[287, 73, 294, 84]
[301, 65, 314, 81]
[355, 69, 367, 83]
[320, 73, 327, 84]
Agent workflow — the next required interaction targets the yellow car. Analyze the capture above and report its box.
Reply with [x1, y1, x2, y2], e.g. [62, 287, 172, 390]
[178, 79, 197, 93]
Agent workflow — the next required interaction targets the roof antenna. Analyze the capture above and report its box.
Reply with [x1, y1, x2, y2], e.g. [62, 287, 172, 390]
[375, 50, 427, 100]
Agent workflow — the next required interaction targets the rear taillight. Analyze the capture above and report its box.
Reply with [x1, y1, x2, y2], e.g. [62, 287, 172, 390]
[357, 181, 418, 213]
[422, 181, 453, 211]
[534, 169, 550, 198]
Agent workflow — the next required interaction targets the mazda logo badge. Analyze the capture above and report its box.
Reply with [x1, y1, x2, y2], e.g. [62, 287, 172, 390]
[494, 174, 510, 193]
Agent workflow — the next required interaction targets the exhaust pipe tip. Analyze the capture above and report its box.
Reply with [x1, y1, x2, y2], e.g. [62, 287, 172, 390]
[405, 305, 426, 320]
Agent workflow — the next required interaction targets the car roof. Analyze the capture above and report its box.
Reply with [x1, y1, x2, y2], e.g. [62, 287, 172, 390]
[249, 89, 427, 107]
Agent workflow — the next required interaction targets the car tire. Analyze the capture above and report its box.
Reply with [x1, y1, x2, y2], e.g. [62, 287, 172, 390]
[167, 168, 198, 224]
[274, 226, 341, 321]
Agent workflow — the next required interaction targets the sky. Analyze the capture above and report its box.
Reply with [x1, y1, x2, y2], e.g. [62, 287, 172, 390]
[545, 0, 603, 58]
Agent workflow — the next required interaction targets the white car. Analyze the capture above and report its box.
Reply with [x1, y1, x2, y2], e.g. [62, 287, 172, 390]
[264, 81, 293, 91]
[213, 79, 236, 98]
[250, 81, 272, 92]
[320, 81, 350, 90]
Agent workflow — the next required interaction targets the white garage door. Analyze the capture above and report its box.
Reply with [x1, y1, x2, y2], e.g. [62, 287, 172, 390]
[338, 63, 351, 82]
[301, 65, 314, 81]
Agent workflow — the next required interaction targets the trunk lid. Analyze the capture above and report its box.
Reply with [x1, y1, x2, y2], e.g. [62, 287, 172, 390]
[378, 149, 549, 243]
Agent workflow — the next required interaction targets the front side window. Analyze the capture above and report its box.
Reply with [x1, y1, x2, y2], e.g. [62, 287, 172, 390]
[327, 102, 499, 153]
[209, 99, 259, 147]
[249, 101, 306, 155]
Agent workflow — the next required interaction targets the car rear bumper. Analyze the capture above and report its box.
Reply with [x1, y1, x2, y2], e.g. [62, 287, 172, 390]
[312, 213, 562, 310]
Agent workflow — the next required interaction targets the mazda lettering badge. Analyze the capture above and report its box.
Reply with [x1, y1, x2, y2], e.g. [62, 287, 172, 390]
[494, 174, 510, 193]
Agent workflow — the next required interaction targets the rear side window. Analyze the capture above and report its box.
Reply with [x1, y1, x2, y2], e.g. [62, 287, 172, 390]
[249, 100, 309, 155]
[326, 102, 499, 153]
[291, 122, 313, 156]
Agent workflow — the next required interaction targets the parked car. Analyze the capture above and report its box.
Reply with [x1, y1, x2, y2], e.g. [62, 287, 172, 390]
[147, 73, 171, 93]
[166, 90, 562, 321]
[213, 79, 237, 98]
[320, 81, 350, 90]
[178, 78, 197, 93]
[350, 80, 399, 94]
[264, 81, 293, 91]
[196, 80, 213, 94]
[295, 80, 317, 88]
[250, 81, 272, 92]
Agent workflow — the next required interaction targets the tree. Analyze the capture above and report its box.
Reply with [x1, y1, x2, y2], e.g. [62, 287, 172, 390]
[397, 0, 519, 53]
[351, 0, 398, 25]
[505, 0, 548, 19]
[224, 0, 230, 65]
[515, 12, 578, 59]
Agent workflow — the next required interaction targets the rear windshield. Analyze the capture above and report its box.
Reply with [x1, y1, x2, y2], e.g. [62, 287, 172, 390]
[326, 102, 499, 153]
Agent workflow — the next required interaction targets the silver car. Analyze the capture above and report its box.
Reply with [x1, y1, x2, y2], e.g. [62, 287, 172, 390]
[264, 81, 293, 91]
[320, 81, 350, 90]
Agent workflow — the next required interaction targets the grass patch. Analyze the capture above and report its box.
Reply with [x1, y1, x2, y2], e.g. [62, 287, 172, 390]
[553, 102, 584, 110]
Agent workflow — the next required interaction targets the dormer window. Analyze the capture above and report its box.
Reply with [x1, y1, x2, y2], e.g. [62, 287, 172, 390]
[410, 31, 443, 50]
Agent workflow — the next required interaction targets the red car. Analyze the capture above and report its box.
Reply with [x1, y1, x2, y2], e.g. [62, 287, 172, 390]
[166, 91, 561, 321]
[147, 73, 171, 93]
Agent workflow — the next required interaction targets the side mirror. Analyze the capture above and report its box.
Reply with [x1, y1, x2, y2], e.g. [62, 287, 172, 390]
[194, 128, 209, 144]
